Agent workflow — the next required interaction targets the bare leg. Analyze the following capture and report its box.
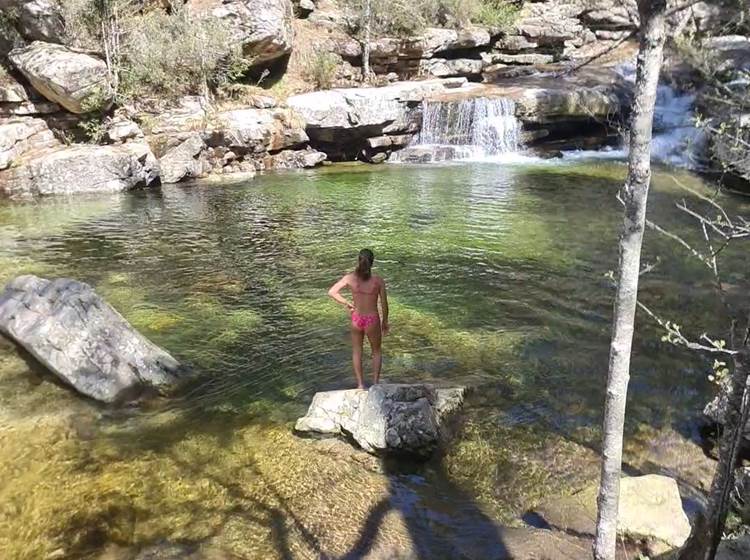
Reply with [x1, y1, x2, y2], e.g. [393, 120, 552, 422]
[366, 321, 382, 385]
[351, 327, 365, 389]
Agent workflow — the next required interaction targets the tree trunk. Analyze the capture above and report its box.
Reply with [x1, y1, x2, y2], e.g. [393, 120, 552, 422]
[679, 349, 750, 560]
[362, 0, 372, 82]
[593, 2, 668, 559]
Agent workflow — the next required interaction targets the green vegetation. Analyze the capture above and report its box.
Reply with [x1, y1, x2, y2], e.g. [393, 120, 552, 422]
[60, 0, 247, 102]
[343, 0, 521, 37]
[303, 52, 341, 90]
[469, 0, 522, 28]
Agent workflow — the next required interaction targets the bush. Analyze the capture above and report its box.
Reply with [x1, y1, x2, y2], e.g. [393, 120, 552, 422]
[59, 0, 247, 101]
[469, 0, 521, 29]
[342, 0, 521, 38]
[303, 52, 341, 90]
[118, 7, 243, 99]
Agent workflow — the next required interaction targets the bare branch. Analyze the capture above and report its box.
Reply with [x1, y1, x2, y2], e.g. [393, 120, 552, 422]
[645, 218, 711, 266]
[637, 299, 738, 355]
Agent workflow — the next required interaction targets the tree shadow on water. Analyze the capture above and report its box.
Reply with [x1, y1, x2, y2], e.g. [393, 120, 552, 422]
[340, 457, 512, 560]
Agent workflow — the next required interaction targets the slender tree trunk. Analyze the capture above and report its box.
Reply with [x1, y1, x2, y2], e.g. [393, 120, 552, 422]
[679, 348, 750, 560]
[362, 0, 372, 82]
[593, 2, 667, 559]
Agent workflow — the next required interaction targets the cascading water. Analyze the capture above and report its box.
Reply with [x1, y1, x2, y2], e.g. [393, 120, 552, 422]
[649, 84, 707, 168]
[572, 63, 708, 168]
[394, 97, 522, 162]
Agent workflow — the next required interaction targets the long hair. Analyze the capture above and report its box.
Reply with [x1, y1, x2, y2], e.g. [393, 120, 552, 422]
[355, 248, 374, 280]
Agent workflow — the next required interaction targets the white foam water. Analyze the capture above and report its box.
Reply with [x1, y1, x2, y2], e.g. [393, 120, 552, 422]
[578, 62, 708, 169]
[393, 97, 522, 162]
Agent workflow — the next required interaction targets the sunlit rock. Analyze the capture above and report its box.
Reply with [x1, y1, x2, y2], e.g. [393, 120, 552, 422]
[8, 41, 112, 114]
[295, 384, 465, 457]
[531, 474, 691, 554]
[159, 132, 208, 184]
[0, 116, 59, 170]
[0, 275, 188, 403]
[190, 0, 293, 67]
[0, 143, 159, 197]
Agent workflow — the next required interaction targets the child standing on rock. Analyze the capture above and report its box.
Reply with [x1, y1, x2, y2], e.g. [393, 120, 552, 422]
[328, 249, 389, 390]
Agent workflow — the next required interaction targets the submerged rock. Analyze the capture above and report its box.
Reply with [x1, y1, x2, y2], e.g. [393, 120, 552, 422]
[531, 474, 691, 554]
[0, 275, 187, 403]
[9, 41, 112, 114]
[294, 384, 465, 457]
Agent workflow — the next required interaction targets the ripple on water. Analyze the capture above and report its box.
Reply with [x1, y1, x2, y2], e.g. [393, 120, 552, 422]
[0, 161, 745, 558]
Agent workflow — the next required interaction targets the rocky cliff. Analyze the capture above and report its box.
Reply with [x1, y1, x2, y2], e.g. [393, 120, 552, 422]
[0, 0, 739, 195]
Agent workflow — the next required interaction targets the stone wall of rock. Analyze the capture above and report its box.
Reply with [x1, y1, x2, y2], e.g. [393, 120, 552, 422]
[287, 70, 629, 161]
[287, 78, 468, 161]
[325, 0, 708, 83]
[139, 97, 326, 183]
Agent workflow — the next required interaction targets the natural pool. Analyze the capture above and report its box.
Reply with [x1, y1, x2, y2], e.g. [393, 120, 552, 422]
[0, 160, 747, 559]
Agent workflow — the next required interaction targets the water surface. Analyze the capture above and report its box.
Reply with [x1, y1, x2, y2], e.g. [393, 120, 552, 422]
[0, 160, 745, 559]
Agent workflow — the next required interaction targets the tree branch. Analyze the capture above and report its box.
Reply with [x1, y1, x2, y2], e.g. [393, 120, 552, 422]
[637, 299, 738, 355]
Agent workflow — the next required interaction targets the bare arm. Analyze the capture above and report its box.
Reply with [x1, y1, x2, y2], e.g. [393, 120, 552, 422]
[380, 278, 389, 334]
[328, 274, 354, 311]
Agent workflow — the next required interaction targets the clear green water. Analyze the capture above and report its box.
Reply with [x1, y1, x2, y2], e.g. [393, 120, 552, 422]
[0, 160, 747, 559]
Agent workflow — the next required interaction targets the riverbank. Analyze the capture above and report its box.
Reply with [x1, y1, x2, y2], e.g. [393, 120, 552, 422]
[3, 0, 746, 197]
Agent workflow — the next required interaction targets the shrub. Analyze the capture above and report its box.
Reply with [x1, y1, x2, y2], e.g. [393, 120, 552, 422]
[59, 0, 247, 102]
[78, 117, 107, 143]
[469, 0, 521, 29]
[118, 7, 242, 99]
[304, 52, 341, 89]
[342, 0, 521, 38]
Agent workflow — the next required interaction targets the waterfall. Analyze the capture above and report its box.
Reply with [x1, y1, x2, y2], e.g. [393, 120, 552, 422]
[394, 97, 522, 163]
[649, 84, 707, 168]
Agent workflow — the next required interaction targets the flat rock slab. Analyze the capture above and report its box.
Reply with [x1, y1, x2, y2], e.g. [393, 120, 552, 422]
[0, 142, 158, 197]
[531, 474, 691, 553]
[295, 383, 465, 458]
[0, 275, 187, 403]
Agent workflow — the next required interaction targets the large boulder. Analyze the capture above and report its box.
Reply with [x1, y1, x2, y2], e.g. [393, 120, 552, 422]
[0, 67, 63, 117]
[0, 143, 159, 197]
[295, 384, 465, 457]
[0, 0, 65, 43]
[0, 275, 186, 403]
[192, 0, 293, 66]
[8, 41, 112, 114]
[0, 116, 59, 170]
[530, 474, 691, 554]
[205, 107, 309, 153]
[159, 132, 208, 184]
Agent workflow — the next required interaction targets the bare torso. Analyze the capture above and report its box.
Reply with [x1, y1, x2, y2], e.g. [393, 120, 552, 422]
[348, 274, 382, 315]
